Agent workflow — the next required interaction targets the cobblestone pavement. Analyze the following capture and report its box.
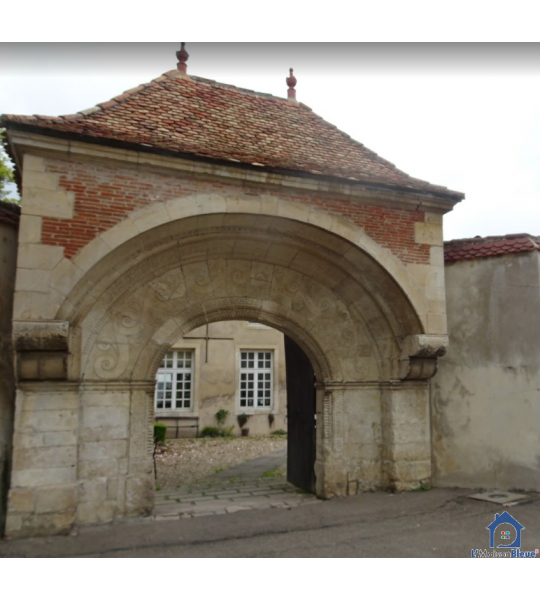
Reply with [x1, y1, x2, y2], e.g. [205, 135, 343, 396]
[153, 449, 320, 519]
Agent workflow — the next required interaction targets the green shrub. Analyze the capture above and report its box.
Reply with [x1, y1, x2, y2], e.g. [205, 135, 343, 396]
[154, 423, 167, 444]
[272, 429, 287, 436]
[200, 426, 221, 438]
[215, 409, 229, 427]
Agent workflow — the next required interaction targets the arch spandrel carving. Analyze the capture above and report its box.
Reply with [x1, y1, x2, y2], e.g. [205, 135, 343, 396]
[57, 209, 425, 318]
[58, 211, 433, 386]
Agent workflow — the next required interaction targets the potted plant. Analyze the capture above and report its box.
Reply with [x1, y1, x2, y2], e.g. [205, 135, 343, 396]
[237, 413, 251, 436]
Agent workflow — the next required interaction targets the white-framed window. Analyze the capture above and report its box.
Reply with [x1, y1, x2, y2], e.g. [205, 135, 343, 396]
[155, 351, 194, 411]
[239, 350, 273, 409]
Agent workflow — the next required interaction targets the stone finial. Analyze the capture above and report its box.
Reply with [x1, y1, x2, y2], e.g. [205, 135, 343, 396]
[177, 42, 189, 74]
[287, 68, 297, 101]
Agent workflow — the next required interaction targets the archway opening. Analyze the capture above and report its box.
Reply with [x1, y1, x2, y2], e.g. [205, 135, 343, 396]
[151, 319, 318, 498]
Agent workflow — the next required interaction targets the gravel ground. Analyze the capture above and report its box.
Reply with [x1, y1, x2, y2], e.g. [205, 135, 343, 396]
[155, 436, 287, 489]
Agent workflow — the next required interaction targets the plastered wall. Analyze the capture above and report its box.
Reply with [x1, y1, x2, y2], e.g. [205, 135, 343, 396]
[154, 321, 287, 437]
[431, 251, 540, 491]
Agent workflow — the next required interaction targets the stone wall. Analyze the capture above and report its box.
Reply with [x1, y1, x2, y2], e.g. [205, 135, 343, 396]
[5, 139, 452, 537]
[431, 250, 540, 491]
[8, 382, 154, 535]
[37, 155, 432, 264]
[0, 202, 20, 536]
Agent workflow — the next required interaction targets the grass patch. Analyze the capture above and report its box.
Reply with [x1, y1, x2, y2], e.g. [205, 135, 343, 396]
[261, 468, 282, 479]
[411, 482, 431, 492]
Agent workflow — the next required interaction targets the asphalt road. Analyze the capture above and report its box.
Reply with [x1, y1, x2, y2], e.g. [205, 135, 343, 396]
[2, 488, 539, 557]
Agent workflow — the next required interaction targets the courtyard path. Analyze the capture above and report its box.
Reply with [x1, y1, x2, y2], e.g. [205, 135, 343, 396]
[153, 448, 320, 519]
[154, 436, 287, 489]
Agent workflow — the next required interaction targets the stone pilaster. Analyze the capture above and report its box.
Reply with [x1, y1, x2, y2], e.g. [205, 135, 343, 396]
[6, 380, 155, 537]
[381, 381, 432, 491]
[77, 381, 154, 527]
[6, 383, 80, 537]
[315, 382, 383, 498]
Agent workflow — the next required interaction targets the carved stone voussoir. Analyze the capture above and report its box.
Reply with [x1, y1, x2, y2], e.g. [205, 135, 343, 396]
[13, 320, 70, 352]
[401, 334, 448, 360]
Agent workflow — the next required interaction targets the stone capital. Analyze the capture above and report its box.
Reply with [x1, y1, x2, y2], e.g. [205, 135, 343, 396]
[13, 321, 70, 381]
[13, 320, 69, 352]
[400, 334, 448, 360]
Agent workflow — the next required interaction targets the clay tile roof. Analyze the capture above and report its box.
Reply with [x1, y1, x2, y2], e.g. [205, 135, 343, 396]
[1, 71, 463, 201]
[444, 233, 540, 262]
[0, 201, 21, 228]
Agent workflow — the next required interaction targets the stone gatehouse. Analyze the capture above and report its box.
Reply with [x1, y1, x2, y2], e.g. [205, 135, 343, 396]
[0, 47, 464, 537]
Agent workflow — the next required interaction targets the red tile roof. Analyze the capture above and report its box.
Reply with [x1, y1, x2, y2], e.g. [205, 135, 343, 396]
[1, 70, 463, 201]
[445, 234, 540, 261]
[0, 201, 20, 228]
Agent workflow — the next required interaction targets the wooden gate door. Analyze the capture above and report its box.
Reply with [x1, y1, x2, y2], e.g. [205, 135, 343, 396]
[284, 335, 316, 493]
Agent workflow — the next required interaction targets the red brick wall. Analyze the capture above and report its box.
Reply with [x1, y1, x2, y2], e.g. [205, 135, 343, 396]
[42, 157, 429, 264]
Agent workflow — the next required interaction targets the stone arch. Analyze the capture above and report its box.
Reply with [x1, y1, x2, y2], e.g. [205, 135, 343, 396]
[59, 211, 425, 385]
[51, 193, 430, 332]
[137, 302, 332, 383]
[7, 202, 442, 537]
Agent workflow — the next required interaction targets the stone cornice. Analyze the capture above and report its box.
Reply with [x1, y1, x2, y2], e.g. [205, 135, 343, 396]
[319, 381, 384, 390]
[7, 129, 462, 215]
[80, 380, 156, 392]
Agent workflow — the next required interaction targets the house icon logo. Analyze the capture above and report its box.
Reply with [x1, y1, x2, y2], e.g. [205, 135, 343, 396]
[486, 511, 525, 549]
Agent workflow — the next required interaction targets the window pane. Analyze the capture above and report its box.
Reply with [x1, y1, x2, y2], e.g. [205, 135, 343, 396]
[155, 351, 194, 411]
[239, 350, 273, 411]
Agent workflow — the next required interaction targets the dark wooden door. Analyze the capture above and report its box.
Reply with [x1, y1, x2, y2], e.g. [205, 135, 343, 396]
[285, 335, 316, 493]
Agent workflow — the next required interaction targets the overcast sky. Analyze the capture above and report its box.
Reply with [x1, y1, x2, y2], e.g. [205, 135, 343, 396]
[2, 43, 539, 241]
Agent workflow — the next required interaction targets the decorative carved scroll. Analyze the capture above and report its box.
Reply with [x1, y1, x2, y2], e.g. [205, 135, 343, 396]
[322, 389, 344, 451]
[129, 389, 153, 475]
